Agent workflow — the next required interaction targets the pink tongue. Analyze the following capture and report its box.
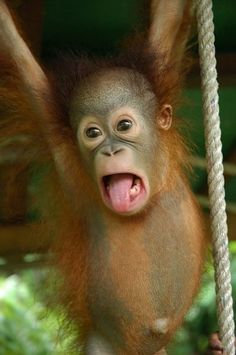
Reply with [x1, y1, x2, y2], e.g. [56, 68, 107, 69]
[108, 174, 133, 212]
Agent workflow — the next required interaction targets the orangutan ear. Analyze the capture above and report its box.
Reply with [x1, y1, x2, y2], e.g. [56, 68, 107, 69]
[157, 104, 172, 130]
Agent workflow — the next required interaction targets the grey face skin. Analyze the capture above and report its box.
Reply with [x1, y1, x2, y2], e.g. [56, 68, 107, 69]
[69, 68, 171, 215]
[70, 68, 157, 126]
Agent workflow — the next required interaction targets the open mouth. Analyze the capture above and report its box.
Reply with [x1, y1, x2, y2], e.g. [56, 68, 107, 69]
[101, 173, 148, 214]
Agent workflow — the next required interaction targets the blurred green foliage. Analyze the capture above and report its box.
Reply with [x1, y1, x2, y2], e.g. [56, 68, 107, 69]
[168, 241, 236, 354]
[0, 271, 73, 355]
[0, 244, 236, 354]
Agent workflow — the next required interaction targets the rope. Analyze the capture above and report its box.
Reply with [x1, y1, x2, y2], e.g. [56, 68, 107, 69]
[195, 1, 235, 354]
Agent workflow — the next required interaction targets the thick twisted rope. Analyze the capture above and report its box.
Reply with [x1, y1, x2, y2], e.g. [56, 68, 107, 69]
[195, 0, 235, 353]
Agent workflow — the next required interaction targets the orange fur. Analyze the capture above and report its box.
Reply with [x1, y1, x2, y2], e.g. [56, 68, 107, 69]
[0, 1, 207, 354]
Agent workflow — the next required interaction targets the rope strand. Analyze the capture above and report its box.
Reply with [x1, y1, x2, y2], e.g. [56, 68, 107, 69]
[195, 1, 235, 354]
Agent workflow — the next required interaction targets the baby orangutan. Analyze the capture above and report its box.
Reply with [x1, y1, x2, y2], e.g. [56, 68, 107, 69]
[0, 1, 211, 354]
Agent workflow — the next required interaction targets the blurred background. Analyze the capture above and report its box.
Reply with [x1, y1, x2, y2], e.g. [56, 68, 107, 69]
[0, 0, 236, 354]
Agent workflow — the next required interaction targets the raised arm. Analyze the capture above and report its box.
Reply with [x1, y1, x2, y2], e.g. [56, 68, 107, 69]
[148, 0, 193, 67]
[0, 1, 51, 124]
[0, 0, 83, 200]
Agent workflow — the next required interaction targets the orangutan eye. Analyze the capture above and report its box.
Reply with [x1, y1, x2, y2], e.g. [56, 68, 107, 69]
[86, 127, 102, 138]
[117, 119, 133, 132]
